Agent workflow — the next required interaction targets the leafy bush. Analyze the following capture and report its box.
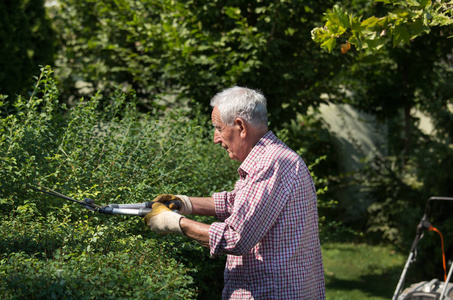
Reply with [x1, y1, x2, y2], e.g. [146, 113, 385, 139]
[0, 66, 238, 212]
[0, 66, 239, 299]
[0, 210, 196, 299]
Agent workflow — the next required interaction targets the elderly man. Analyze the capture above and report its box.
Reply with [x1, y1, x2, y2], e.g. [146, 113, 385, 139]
[145, 87, 325, 299]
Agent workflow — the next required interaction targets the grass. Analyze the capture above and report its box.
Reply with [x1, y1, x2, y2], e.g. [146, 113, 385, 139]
[322, 242, 406, 300]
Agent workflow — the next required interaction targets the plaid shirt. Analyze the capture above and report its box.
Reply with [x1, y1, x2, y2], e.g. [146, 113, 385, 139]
[209, 131, 325, 300]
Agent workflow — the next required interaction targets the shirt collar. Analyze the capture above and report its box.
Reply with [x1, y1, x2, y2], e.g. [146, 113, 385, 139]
[238, 131, 277, 177]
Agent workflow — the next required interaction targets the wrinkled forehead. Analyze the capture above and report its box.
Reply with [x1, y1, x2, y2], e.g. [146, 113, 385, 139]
[211, 106, 222, 126]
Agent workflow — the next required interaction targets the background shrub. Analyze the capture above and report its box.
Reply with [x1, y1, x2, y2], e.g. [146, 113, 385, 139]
[0, 0, 54, 97]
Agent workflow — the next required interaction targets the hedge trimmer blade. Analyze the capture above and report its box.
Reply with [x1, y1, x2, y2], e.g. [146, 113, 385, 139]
[30, 184, 101, 212]
[30, 184, 181, 217]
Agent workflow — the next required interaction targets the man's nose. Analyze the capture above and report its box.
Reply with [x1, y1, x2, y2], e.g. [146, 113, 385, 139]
[213, 130, 221, 144]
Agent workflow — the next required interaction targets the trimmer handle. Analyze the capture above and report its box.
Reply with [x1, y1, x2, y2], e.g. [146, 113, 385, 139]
[96, 200, 182, 216]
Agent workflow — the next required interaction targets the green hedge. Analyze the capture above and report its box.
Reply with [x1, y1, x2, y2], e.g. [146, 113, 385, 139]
[0, 66, 237, 299]
[0, 211, 196, 299]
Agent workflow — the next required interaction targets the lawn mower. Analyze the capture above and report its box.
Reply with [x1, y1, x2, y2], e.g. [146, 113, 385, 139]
[393, 196, 453, 300]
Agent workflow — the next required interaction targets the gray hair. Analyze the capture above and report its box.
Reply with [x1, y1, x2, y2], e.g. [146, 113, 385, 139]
[210, 86, 268, 129]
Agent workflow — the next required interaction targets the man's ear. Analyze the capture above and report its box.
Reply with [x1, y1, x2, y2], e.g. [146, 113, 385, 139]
[235, 118, 247, 138]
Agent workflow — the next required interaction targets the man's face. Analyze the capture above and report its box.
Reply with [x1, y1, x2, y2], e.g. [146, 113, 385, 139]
[211, 106, 247, 162]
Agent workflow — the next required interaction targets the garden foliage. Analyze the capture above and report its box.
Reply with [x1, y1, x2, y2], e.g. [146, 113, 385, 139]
[48, 0, 345, 125]
[0, 0, 54, 97]
[312, 0, 453, 53]
[0, 66, 337, 298]
[311, 0, 453, 282]
[3, 0, 453, 290]
[0, 215, 196, 299]
[45, 0, 453, 255]
[0, 66, 241, 299]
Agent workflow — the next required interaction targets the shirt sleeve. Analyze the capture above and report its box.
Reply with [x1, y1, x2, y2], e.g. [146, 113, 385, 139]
[209, 158, 293, 258]
[211, 191, 233, 222]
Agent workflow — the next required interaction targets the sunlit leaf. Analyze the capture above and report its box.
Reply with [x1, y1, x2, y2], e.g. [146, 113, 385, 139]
[321, 37, 336, 53]
[361, 16, 380, 27]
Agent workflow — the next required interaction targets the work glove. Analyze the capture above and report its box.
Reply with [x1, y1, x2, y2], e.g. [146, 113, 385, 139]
[153, 194, 192, 215]
[144, 202, 185, 235]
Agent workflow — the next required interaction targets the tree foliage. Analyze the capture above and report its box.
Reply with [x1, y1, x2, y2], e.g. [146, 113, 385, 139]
[310, 0, 453, 281]
[312, 0, 453, 53]
[50, 0, 346, 125]
[0, 0, 54, 97]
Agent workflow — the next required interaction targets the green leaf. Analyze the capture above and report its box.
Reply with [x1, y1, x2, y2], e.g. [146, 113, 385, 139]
[430, 12, 453, 27]
[334, 5, 350, 29]
[350, 16, 365, 32]
[392, 25, 411, 47]
[349, 35, 363, 50]
[361, 16, 380, 27]
[311, 27, 329, 43]
[419, 0, 430, 8]
[409, 19, 430, 38]
[406, 0, 420, 7]
[376, 0, 409, 6]
[321, 37, 337, 53]
[325, 5, 348, 33]
[224, 6, 242, 20]
[364, 36, 387, 50]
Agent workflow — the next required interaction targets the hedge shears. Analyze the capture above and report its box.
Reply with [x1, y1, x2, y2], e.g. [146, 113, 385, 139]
[30, 184, 181, 217]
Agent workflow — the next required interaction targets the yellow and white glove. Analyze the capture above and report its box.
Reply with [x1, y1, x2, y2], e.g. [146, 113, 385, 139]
[152, 194, 192, 215]
[144, 202, 185, 235]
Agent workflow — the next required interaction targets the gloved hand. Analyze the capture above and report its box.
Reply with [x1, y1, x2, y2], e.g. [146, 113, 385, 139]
[144, 202, 185, 235]
[153, 194, 192, 215]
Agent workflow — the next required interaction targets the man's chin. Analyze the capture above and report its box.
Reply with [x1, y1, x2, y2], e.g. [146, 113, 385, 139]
[227, 153, 240, 161]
